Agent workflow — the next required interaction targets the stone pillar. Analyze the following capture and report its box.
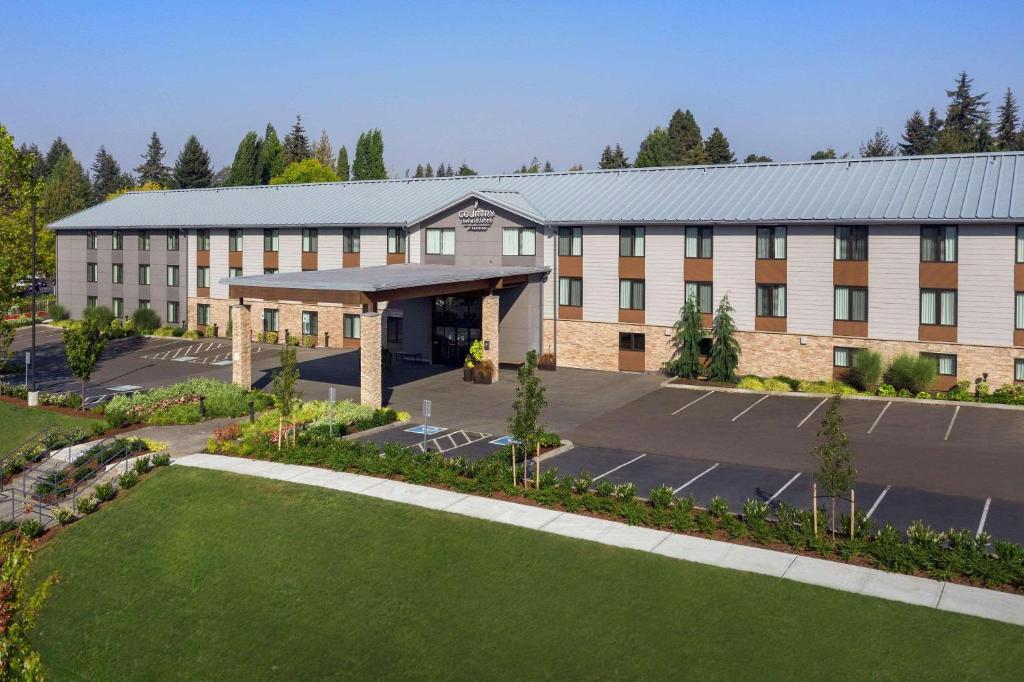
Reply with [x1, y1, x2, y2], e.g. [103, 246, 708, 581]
[482, 294, 500, 382]
[360, 311, 383, 408]
[231, 304, 252, 388]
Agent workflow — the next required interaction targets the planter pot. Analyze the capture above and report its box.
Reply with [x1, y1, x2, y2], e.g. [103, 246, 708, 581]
[463, 367, 473, 382]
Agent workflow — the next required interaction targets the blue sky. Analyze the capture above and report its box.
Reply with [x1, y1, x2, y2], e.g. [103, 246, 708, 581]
[5, 1, 1024, 176]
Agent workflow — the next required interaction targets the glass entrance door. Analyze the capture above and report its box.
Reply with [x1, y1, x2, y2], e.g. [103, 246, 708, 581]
[432, 296, 482, 365]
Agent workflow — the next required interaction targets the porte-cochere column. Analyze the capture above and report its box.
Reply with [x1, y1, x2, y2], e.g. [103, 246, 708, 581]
[482, 294, 499, 382]
[360, 310, 383, 408]
[231, 304, 252, 389]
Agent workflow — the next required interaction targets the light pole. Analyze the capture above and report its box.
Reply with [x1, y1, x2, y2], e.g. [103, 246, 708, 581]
[28, 174, 39, 406]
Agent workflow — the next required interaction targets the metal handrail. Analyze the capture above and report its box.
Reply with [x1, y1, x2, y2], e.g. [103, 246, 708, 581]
[29, 438, 142, 507]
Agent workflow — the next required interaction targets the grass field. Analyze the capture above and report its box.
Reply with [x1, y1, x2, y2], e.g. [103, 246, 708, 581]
[29, 467, 1024, 680]
[0, 400, 100, 453]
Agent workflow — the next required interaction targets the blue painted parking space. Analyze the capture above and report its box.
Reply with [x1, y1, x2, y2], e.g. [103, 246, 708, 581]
[357, 423, 499, 462]
[405, 425, 447, 435]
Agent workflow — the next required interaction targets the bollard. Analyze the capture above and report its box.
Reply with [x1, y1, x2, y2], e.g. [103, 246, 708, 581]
[850, 489, 856, 539]
[324, 332, 329, 348]
[249, 400, 255, 424]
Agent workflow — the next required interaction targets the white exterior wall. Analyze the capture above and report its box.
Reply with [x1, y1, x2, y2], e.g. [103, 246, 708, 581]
[959, 224, 1015, 346]
[712, 225, 755, 330]
[645, 226, 685, 326]
[582, 226, 618, 323]
[210, 229, 229, 298]
[243, 228, 262, 276]
[543, 225, 555, 318]
[787, 225, 834, 335]
[868, 225, 918, 340]
[407, 228, 421, 264]
[319, 228, 342, 270]
[279, 229, 301, 273]
[360, 227, 387, 268]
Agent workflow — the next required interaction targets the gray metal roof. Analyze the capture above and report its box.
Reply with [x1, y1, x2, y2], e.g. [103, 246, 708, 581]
[50, 152, 1024, 229]
[221, 263, 549, 292]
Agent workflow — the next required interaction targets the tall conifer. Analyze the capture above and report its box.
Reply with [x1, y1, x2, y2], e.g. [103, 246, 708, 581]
[91, 146, 133, 203]
[283, 115, 311, 166]
[705, 128, 736, 164]
[336, 145, 350, 180]
[258, 124, 284, 184]
[172, 135, 213, 189]
[996, 88, 1021, 151]
[598, 143, 629, 169]
[226, 132, 262, 186]
[135, 132, 171, 186]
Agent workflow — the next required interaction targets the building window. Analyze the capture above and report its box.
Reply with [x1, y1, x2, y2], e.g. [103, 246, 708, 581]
[618, 279, 645, 310]
[619, 332, 645, 352]
[302, 311, 318, 336]
[343, 314, 361, 339]
[263, 267, 278, 275]
[685, 226, 713, 258]
[387, 316, 403, 344]
[86, 296, 97, 308]
[263, 229, 279, 252]
[138, 264, 151, 285]
[558, 277, 582, 307]
[924, 352, 957, 376]
[921, 225, 957, 262]
[112, 263, 123, 284]
[229, 267, 243, 279]
[1016, 358, 1024, 382]
[1017, 226, 1024, 263]
[166, 301, 180, 324]
[166, 265, 179, 287]
[86, 231, 97, 250]
[196, 229, 210, 251]
[558, 227, 582, 256]
[302, 228, 318, 253]
[343, 228, 360, 253]
[833, 346, 857, 368]
[387, 228, 406, 254]
[138, 230, 150, 251]
[112, 230, 123, 250]
[835, 226, 868, 261]
[229, 229, 243, 252]
[263, 308, 279, 333]
[1017, 292, 1024, 329]
[619, 226, 645, 257]
[86, 262, 98, 283]
[167, 231, 179, 251]
[425, 228, 455, 255]
[920, 289, 956, 325]
[756, 284, 786, 317]
[685, 281, 713, 314]
[756, 226, 786, 259]
[503, 227, 537, 256]
[834, 286, 868, 321]
[197, 303, 210, 326]
[112, 298, 123, 318]
[197, 266, 210, 288]
[138, 299, 150, 310]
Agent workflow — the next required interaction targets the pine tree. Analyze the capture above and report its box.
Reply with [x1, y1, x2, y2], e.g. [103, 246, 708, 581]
[542, 161, 554, 173]
[226, 131, 262, 186]
[995, 88, 1021, 151]
[705, 128, 736, 164]
[666, 296, 705, 379]
[810, 148, 838, 160]
[811, 394, 856, 538]
[666, 109, 707, 165]
[457, 163, 477, 176]
[424, 163, 433, 177]
[598, 143, 630, 169]
[336, 145, 350, 180]
[42, 137, 72, 177]
[90, 146, 133, 203]
[436, 162, 447, 177]
[936, 71, 989, 153]
[634, 127, 670, 167]
[312, 129, 333, 167]
[172, 135, 214, 189]
[258, 124, 285, 184]
[40, 152, 92, 223]
[134, 132, 171, 186]
[706, 294, 740, 383]
[899, 111, 936, 155]
[283, 115, 311, 166]
[414, 164, 424, 178]
[743, 154, 773, 163]
[515, 157, 541, 173]
[859, 128, 896, 157]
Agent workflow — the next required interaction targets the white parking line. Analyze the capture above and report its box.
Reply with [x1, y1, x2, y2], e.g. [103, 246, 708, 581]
[671, 390, 714, 415]
[673, 463, 720, 494]
[731, 394, 770, 422]
[797, 398, 829, 429]
[976, 498, 992, 538]
[767, 472, 802, 503]
[593, 453, 648, 482]
[867, 401, 892, 434]
[865, 485, 891, 519]
[944, 405, 960, 441]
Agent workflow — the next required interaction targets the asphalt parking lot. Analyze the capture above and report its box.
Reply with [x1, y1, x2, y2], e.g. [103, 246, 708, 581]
[355, 422, 509, 462]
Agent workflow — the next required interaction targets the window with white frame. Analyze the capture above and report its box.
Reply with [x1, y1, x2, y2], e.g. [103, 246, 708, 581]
[302, 311, 318, 336]
[834, 286, 868, 321]
[921, 225, 957, 262]
[685, 281, 713, 314]
[86, 231, 98, 250]
[558, 277, 582, 307]
[138, 299, 150, 310]
[503, 227, 536, 256]
[558, 227, 582, 256]
[618, 279, 645, 310]
[425, 228, 455, 255]
[756, 226, 786, 259]
[619, 226, 645, 257]
[685, 226, 713, 258]
[920, 289, 956, 325]
[756, 284, 786, 317]
[86, 296, 97, 308]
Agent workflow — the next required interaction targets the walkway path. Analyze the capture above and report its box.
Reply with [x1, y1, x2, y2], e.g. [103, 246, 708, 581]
[175, 453, 1024, 628]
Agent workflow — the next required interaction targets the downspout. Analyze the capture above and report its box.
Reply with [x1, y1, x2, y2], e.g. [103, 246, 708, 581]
[182, 227, 189, 329]
[551, 224, 557, 361]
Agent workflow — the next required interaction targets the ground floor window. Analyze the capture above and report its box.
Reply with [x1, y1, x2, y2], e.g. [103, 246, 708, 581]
[229, 267, 243, 279]
[425, 228, 455, 255]
[387, 316, 403, 344]
[197, 304, 211, 326]
[343, 314, 361, 339]
[167, 301, 180, 324]
[619, 332, 645, 352]
[302, 311, 318, 336]
[112, 298, 123, 318]
[756, 284, 786, 317]
[923, 352, 957, 376]
[264, 267, 278, 275]
[685, 281, 713, 314]
[618, 279, 645, 310]
[87, 296, 97, 308]
[558, 277, 582, 307]
[1016, 358, 1024, 382]
[833, 346, 857, 367]
[263, 308, 279, 333]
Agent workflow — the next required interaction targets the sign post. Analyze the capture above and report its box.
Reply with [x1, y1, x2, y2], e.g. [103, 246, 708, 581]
[24, 351, 30, 389]
[422, 399, 431, 447]
[329, 387, 336, 438]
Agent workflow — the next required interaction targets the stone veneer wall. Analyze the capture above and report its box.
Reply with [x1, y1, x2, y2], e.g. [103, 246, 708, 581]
[189, 297, 361, 347]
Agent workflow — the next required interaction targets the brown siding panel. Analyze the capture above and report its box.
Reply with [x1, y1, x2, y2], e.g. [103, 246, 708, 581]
[754, 259, 787, 284]
[833, 320, 868, 337]
[228, 251, 243, 269]
[619, 308, 645, 324]
[301, 252, 318, 271]
[919, 325, 957, 342]
[618, 349, 645, 372]
[833, 260, 868, 286]
[343, 252, 360, 268]
[685, 258, 713, 281]
[919, 261, 958, 288]
[559, 255, 583, 277]
[196, 287, 210, 298]
[1015, 329, 1024, 347]
[196, 251, 210, 267]
[1015, 264, 1024, 291]
[558, 305, 583, 320]
[263, 251, 279, 270]
[618, 256, 645, 279]
[386, 252, 406, 265]
[754, 316, 787, 332]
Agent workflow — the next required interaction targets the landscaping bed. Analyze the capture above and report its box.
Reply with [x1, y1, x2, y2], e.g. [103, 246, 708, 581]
[102, 378, 273, 427]
[32, 437, 165, 501]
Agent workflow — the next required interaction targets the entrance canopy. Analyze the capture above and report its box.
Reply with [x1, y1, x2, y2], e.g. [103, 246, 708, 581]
[224, 263, 549, 305]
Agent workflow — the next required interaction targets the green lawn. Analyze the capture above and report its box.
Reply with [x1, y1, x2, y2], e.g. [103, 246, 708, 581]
[30, 467, 1024, 680]
[0, 401, 101, 453]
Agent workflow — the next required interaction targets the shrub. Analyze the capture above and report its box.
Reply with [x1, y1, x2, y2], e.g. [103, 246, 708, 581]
[47, 301, 69, 321]
[53, 506, 76, 526]
[709, 496, 730, 518]
[648, 485, 674, 509]
[772, 375, 801, 391]
[761, 378, 792, 392]
[75, 495, 99, 514]
[797, 380, 858, 395]
[213, 422, 242, 443]
[615, 482, 637, 503]
[83, 304, 115, 328]
[264, 331, 278, 344]
[736, 376, 764, 390]
[876, 383, 896, 397]
[132, 456, 153, 475]
[94, 482, 117, 502]
[302, 335, 316, 348]
[104, 378, 272, 426]
[182, 329, 201, 340]
[883, 354, 936, 394]
[131, 307, 161, 333]
[118, 470, 139, 488]
[152, 453, 171, 466]
[845, 349, 882, 391]
[571, 472, 592, 495]
[19, 519, 45, 539]
[152, 326, 177, 337]
[915, 391, 931, 399]
[594, 480, 614, 498]
[0, 520, 17, 536]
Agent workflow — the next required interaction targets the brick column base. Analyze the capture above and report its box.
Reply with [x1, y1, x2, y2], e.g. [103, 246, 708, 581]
[231, 304, 252, 388]
[360, 311, 383, 408]
[482, 294, 500, 382]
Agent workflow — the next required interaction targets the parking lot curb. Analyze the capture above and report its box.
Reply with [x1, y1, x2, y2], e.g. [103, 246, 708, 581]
[176, 453, 1024, 628]
[536, 439, 574, 463]
[342, 420, 412, 441]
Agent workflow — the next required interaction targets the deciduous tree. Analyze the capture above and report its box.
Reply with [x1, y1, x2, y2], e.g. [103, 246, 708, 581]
[810, 148, 837, 160]
[508, 349, 548, 483]
[269, 159, 339, 185]
[272, 344, 301, 418]
[63, 320, 107, 404]
[811, 394, 856, 538]
[634, 127, 670, 167]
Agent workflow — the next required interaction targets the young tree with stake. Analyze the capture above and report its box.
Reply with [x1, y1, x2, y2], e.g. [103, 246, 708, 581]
[508, 350, 548, 487]
[810, 394, 856, 538]
[63, 321, 107, 405]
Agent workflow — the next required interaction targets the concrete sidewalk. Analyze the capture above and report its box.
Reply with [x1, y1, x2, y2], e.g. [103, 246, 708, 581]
[175, 453, 1024, 628]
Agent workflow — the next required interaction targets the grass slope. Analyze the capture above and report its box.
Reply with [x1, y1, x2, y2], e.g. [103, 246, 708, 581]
[30, 467, 1024, 680]
[0, 401, 100, 453]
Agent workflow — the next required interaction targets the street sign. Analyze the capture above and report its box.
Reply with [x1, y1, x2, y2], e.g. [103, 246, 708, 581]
[421, 399, 432, 446]
[329, 387, 336, 404]
[328, 387, 336, 437]
[25, 351, 30, 365]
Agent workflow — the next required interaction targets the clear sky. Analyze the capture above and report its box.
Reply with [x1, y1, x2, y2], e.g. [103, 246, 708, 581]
[5, 0, 1024, 177]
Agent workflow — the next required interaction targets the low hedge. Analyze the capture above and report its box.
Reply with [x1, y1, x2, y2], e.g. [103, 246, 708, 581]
[0, 382, 85, 409]
[103, 378, 273, 426]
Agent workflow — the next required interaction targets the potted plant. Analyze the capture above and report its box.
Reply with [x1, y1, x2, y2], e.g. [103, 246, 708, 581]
[538, 350, 556, 371]
[464, 339, 484, 382]
[472, 359, 496, 385]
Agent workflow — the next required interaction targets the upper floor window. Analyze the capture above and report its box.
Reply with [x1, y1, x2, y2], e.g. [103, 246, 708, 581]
[263, 229, 279, 252]
[166, 230, 179, 251]
[197, 266, 211, 288]
[920, 288, 956, 326]
[229, 229, 243, 252]
[86, 231, 97, 250]
[387, 228, 406, 254]
[558, 276, 582, 307]
[138, 264, 151, 285]
[86, 263, 97, 283]
[1016, 226, 1024, 263]
[302, 228, 318, 253]
[111, 263, 123, 284]
[834, 286, 868, 322]
[685, 226, 713, 258]
[1015, 292, 1024, 330]
[196, 229, 210, 251]
[618, 278, 645, 310]
[685, 281, 713, 314]
[503, 227, 536, 256]
[343, 228, 360, 253]
[619, 226, 645, 257]
[835, 226, 868, 261]
[756, 226, 786, 259]
[756, 284, 786, 318]
[166, 265, 179, 287]
[921, 225, 957, 262]
[426, 228, 454, 255]
[138, 230, 149, 251]
[558, 227, 582, 256]
[112, 230, 123, 250]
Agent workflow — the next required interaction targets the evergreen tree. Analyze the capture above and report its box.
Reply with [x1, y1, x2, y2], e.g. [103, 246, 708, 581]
[666, 109, 708, 165]
[91, 146, 133, 203]
[568, 163, 583, 171]
[810, 148, 838, 160]
[457, 163, 477, 176]
[414, 164, 424, 178]
[859, 128, 896, 157]
[312, 129, 333, 167]
[42, 137, 72, 177]
[515, 157, 541, 173]
[368, 129, 386, 179]
[706, 294, 740, 383]
[40, 152, 92, 224]
[134, 132, 171, 186]
[936, 71, 989, 153]
[899, 111, 936, 155]
[226, 131, 262, 186]
[542, 160, 554, 173]
[258, 124, 285, 184]
[634, 127, 670, 167]
[436, 162, 447, 177]
[598, 143, 630, 169]
[283, 114, 311, 166]
[424, 162, 433, 177]
[172, 135, 213, 189]
[705, 128, 736, 164]
[743, 154, 773, 163]
[811, 394, 856, 538]
[352, 129, 386, 180]
[995, 88, 1021, 151]
[666, 296, 705, 379]
[336, 145, 350, 180]
[20, 143, 43, 179]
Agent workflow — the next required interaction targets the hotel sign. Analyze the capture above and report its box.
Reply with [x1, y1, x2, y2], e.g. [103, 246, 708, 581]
[458, 201, 495, 231]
